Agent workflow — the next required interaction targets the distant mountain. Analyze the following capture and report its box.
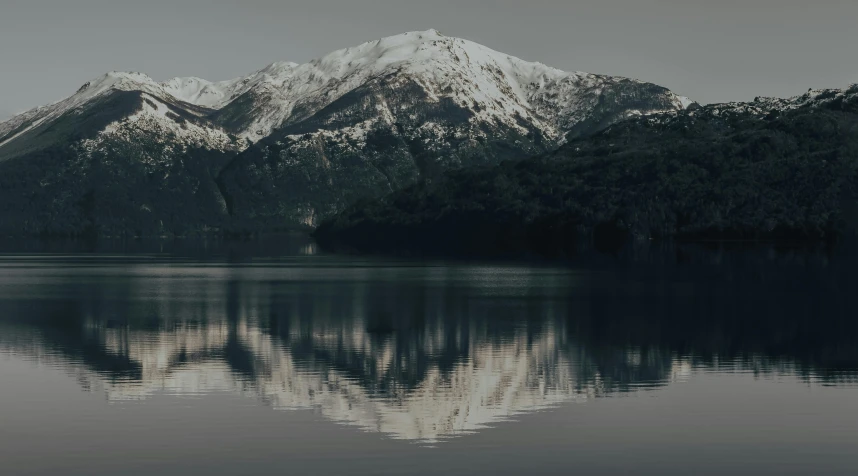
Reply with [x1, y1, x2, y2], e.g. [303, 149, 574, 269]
[0, 72, 246, 236]
[315, 84, 858, 255]
[0, 72, 243, 159]
[0, 30, 691, 236]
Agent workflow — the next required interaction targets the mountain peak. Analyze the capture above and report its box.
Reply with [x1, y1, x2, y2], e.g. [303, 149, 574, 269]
[404, 28, 444, 37]
[81, 71, 158, 91]
[72, 71, 162, 104]
[310, 29, 567, 84]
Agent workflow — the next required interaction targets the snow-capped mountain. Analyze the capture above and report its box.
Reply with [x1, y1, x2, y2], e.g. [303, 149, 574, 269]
[200, 30, 691, 141]
[0, 71, 249, 236]
[212, 30, 693, 229]
[0, 29, 693, 236]
[0, 71, 248, 164]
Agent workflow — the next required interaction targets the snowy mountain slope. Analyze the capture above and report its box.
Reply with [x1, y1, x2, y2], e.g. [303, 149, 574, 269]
[160, 66, 305, 111]
[0, 71, 243, 160]
[161, 76, 239, 109]
[0, 72, 162, 149]
[208, 30, 691, 141]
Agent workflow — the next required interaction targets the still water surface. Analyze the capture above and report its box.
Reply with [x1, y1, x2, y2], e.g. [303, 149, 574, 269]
[0, 236, 856, 475]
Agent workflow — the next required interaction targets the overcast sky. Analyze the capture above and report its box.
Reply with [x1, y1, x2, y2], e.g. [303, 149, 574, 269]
[2, 0, 857, 114]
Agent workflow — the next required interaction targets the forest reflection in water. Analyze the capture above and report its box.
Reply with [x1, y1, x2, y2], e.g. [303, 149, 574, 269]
[0, 236, 856, 444]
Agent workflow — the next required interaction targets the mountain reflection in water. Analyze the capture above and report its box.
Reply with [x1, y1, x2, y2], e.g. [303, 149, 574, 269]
[0, 238, 856, 443]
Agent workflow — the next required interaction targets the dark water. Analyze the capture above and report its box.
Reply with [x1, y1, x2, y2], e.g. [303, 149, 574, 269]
[1, 236, 857, 475]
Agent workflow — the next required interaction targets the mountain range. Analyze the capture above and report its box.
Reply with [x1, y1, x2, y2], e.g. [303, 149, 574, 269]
[316, 84, 858, 255]
[0, 30, 692, 236]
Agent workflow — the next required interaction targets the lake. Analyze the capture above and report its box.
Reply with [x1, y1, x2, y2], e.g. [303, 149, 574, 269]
[1, 235, 856, 475]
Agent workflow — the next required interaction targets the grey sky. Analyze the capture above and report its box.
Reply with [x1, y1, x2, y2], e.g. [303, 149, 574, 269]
[2, 0, 857, 114]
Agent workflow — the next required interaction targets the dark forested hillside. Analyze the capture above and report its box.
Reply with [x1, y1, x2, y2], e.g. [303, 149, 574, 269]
[315, 86, 858, 256]
[0, 143, 237, 237]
